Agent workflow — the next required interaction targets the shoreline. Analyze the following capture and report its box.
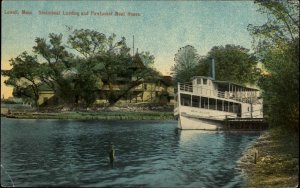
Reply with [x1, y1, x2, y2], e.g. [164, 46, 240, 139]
[2, 111, 175, 121]
[238, 128, 299, 187]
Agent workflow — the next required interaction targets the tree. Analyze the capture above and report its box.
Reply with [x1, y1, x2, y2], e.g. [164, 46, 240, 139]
[67, 29, 156, 106]
[68, 29, 108, 58]
[248, 0, 299, 131]
[196, 45, 259, 85]
[2, 52, 42, 108]
[33, 33, 75, 103]
[73, 60, 102, 107]
[257, 40, 299, 130]
[139, 51, 155, 67]
[3, 28, 159, 108]
[67, 29, 132, 105]
[248, 0, 299, 57]
[172, 45, 199, 83]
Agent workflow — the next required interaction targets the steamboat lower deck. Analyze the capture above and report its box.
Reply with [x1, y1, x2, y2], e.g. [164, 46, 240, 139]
[177, 115, 268, 131]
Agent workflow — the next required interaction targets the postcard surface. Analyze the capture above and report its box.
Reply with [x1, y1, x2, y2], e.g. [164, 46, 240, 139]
[2, 1, 298, 187]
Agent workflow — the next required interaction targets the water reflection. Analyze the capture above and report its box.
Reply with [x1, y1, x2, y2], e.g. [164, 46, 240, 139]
[1, 118, 258, 187]
[176, 130, 259, 187]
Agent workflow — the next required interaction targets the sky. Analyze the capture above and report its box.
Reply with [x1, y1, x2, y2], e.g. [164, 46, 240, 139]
[1, 0, 267, 99]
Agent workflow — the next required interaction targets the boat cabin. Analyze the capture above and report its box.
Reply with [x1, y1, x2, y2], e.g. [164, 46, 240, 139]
[176, 76, 263, 119]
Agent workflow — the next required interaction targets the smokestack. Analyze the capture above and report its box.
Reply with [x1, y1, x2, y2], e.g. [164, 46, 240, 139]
[133, 35, 135, 56]
[211, 58, 215, 80]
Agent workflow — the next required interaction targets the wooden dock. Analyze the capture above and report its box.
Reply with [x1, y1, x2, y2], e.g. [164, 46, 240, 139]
[223, 118, 268, 131]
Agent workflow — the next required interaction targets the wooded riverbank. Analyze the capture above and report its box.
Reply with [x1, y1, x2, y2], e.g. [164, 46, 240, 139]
[2, 111, 174, 120]
[238, 128, 299, 187]
[1, 103, 175, 120]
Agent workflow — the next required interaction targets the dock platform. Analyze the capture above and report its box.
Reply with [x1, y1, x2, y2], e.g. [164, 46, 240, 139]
[223, 118, 268, 131]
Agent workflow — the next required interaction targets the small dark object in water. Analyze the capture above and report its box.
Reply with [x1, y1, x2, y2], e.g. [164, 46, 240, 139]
[108, 144, 115, 164]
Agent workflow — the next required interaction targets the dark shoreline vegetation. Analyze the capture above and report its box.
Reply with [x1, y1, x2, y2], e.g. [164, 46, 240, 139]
[2, 111, 174, 120]
[238, 1, 299, 187]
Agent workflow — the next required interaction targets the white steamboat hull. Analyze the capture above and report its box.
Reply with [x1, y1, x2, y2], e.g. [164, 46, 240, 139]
[178, 114, 223, 130]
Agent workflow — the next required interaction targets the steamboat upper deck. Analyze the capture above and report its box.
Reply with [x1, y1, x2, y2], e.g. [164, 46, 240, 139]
[177, 76, 261, 104]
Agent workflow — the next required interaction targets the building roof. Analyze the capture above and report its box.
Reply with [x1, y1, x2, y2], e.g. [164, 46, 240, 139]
[129, 53, 145, 69]
[160, 76, 173, 86]
[191, 76, 214, 80]
[38, 84, 54, 91]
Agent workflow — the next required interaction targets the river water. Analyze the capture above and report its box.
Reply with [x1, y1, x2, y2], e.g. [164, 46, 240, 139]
[1, 118, 259, 187]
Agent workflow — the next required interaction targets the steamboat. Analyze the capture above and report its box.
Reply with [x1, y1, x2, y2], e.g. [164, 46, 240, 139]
[174, 60, 263, 130]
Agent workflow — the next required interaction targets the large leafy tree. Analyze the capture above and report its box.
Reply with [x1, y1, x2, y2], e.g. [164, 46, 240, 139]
[172, 45, 199, 83]
[248, 0, 299, 131]
[33, 33, 75, 103]
[68, 29, 156, 106]
[2, 52, 42, 107]
[196, 45, 258, 85]
[2, 28, 158, 107]
[172, 44, 258, 86]
[248, 0, 299, 52]
[72, 60, 102, 107]
[67, 29, 132, 105]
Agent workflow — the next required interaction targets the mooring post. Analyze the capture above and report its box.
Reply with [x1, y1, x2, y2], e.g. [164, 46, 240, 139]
[225, 115, 228, 129]
[254, 149, 258, 164]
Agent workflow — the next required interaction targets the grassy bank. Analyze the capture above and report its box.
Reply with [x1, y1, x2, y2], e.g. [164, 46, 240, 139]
[5, 111, 175, 120]
[238, 128, 299, 187]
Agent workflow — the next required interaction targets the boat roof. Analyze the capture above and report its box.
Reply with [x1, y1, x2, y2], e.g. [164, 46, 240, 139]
[213, 80, 259, 91]
[191, 76, 214, 80]
[190, 76, 259, 91]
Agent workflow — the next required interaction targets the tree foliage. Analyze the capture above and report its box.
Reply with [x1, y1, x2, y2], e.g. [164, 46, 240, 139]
[172, 44, 258, 86]
[2, 52, 42, 107]
[248, 0, 299, 56]
[172, 45, 199, 83]
[2, 28, 157, 107]
[248, 0, 299, 132]
[197, 45, 258, 85]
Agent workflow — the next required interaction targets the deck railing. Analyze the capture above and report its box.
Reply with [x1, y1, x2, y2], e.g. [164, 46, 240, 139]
[179, 83, 259, 103]
[179, 83, 193, 92]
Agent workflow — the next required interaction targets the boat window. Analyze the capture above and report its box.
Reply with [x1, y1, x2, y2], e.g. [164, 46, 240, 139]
[209, 98, 217, 110]
[223, 101, 228, 112]
[224, 101, 229, 112]
[197, 78, 201, 84]
[217, 100, 223, 111]
[234, 103, 241, 113]
[237, 103, 242, 117]
[229, 102, 234, 113]
[180, 94, 191, 106]
[237, 103, 241, 115]
[231, 103, 241, 114]
[201, 97, 208, 109]
[203, 78, 207, 85]
[233, 103, 237, 113]
[192, 95, 200, 107]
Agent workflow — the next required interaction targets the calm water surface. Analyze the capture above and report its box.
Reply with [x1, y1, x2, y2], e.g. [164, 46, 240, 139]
[1, 118, 259, 187]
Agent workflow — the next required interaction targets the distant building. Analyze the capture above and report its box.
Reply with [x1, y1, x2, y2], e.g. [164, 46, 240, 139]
[37, 85, 57, 106]
[95, 75, 174, 105]
[38, 75, 174, 106]
[38, 54, 175, 106]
